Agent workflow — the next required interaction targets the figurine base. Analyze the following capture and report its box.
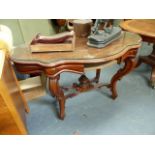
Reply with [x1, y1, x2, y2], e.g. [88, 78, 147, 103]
[87, 33, 121, 48]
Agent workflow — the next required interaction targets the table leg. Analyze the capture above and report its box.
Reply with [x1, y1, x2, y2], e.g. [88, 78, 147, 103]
[139, 44, 155, 88]
[151, 44, 155, 55]
[150, 44, 155, 87]
[108, 50, 137, 99]
[94, 69, 101, 83]
[49, 75, 65, 120]
[151, 67, 155, 88]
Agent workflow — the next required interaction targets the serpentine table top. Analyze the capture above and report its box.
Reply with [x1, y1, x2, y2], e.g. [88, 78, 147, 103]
[12, 32, 141, 66]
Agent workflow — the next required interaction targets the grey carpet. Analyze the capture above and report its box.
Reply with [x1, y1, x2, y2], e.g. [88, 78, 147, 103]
[27, 42, 155, 135]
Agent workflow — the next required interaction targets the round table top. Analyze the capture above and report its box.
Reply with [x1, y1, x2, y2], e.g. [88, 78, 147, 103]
[120, 19, 155, 38]
[11, 31, 141, 67]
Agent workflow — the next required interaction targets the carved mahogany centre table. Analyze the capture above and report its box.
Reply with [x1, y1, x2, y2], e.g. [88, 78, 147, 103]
[11, 31, 141, 120]
[120, 19, 155, 88]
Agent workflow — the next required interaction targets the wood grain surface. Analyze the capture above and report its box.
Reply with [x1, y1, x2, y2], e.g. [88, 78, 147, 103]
[0, 51, 28, 134]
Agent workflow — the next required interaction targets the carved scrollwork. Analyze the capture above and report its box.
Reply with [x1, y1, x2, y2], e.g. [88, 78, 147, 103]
[44, 64, 84, 77]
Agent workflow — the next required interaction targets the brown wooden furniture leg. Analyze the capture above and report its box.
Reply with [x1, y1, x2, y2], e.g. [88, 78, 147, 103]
[139, 44, 155, 88]
[94, 69, 101, 83]
[150, 44, 155, 87]
[151, 67, 155, 88]
[49, 75, 65, 120]
[11, 62, 30, 113]
[151, 44, 155, 55]
[108, 50, 137, 99]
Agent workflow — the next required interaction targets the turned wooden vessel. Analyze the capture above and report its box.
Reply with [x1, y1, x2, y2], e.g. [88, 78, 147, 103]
[73, 19, 92, 37]
[11, 31, 141, 120]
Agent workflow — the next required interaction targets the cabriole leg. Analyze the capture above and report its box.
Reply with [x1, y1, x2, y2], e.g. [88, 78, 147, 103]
[49, 75, 65, 120]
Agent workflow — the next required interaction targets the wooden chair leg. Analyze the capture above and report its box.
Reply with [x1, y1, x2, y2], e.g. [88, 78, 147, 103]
[150, 67, 155, 88]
